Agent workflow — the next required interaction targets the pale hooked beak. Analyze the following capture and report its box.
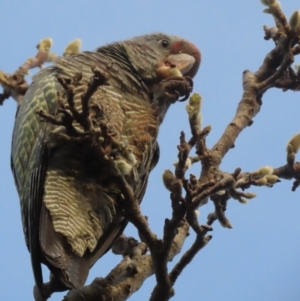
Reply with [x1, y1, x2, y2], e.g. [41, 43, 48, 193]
[167, 53, 196, 76]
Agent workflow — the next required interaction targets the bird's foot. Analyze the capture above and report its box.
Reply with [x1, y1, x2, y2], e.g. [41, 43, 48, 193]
[157, 76, 193, 103]
[33, 273, 68, 301]
[33, 282, 52, 301]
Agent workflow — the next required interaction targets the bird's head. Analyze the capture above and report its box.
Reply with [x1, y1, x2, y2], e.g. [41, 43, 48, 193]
[96, 33, 201, 122]
[125, 33, 201, 82]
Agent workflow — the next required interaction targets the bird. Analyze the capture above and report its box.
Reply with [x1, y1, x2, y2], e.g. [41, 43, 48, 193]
[10, 33, 201, 300]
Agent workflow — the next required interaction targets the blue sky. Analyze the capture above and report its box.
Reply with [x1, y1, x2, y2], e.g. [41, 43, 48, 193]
[1, 1, 300, 300]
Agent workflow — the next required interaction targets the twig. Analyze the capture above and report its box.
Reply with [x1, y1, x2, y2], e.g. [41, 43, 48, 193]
[169, 234, 212, 285]
[63, 222, 190, 301]
[0, 38, 56, 104]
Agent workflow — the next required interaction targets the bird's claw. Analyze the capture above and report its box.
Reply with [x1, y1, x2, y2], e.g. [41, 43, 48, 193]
[159, 76, 193, 103]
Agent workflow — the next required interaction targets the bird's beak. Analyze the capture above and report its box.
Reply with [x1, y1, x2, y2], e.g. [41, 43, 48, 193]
[169, 40, 201, 78]
[155, 40, 201, 80]
[167, 53, 196, 76]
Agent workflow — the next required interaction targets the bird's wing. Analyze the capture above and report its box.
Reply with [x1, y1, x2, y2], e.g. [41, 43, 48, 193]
[11, 67, 60, 292]
[11, 66, 96, 290]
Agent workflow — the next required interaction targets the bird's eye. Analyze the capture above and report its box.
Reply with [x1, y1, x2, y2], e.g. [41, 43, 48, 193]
[161, 40, 169, 48]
